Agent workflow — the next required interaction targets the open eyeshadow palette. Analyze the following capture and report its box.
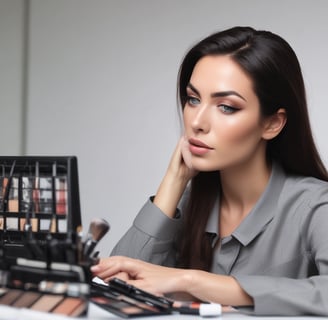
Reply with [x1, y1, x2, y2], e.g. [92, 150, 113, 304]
[0, 156, 93, 317]
[0, 156, 82, 263]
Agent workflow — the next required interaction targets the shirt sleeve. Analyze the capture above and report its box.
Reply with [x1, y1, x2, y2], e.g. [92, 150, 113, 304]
[234, 274, 328, 316]
[234, 193, 328, 316]
[110, 197, 183, 267]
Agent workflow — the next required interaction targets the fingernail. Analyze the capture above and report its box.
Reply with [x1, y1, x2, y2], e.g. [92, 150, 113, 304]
[90, 265, 99, 272]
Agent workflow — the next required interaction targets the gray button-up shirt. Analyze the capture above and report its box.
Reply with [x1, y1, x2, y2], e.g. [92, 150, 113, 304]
[111, 163, 328, 316]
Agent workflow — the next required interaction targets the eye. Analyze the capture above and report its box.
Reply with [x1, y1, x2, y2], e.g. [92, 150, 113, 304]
[186, 96, 200, 106]
[219, 104, 237, 114]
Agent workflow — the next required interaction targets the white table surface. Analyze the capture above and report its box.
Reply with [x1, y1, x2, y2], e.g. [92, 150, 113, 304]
[0, 303, 322, 320]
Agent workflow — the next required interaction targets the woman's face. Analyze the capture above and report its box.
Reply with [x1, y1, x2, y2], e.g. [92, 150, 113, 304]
[183, 55, 267, 172]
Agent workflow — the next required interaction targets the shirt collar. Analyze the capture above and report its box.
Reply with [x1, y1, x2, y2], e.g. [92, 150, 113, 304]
[205, 162, 286, 246]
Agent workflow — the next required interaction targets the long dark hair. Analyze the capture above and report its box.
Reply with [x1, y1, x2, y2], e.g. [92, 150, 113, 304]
[177, 26, 328, 270]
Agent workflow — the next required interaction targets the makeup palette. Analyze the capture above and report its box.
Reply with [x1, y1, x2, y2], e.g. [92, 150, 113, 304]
[0, 281, 89, 317]
[0, 156, 99, 317]
[90, 281, 172, 318]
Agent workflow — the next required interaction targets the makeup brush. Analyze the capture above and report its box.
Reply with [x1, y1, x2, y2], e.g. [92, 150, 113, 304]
[83, 218, 110, 257]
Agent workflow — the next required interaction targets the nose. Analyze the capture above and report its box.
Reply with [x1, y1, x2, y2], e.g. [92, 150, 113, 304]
[190, 105, 210, 133]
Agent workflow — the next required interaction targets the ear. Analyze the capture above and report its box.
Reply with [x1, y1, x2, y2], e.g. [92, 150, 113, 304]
[262, 108, 287, 140]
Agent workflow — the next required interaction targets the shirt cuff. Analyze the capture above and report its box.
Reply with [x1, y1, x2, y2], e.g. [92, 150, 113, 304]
[133, 197, 182, 241]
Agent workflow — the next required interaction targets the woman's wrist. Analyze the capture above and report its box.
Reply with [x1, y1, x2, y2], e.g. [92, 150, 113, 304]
[178, 271, 253, 306]
[153, 172, 189, 218]
[177, 269, 197, 293]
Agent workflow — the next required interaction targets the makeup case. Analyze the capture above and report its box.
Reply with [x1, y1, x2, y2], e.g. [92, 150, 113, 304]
[0, 156, 98, 316]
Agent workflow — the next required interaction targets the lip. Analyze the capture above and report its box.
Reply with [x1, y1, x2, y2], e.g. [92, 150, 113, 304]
[188, 138, 213, 155]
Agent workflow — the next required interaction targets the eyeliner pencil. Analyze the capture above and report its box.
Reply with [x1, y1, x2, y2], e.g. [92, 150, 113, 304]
[172, 301, 222, 317]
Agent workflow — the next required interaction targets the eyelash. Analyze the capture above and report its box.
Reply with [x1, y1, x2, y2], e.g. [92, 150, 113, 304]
[186, 96, 237, 114]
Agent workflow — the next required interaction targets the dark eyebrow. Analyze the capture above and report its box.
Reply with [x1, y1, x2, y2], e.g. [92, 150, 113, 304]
[187, 83, 247, 102]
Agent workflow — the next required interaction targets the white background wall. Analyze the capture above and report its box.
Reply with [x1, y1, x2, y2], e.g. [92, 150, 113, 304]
[1, 0, 328, 256]
[0, 0, 25, 154]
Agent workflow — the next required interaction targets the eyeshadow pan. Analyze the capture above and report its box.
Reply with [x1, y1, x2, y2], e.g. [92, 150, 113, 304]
[91, 295, 131, 309]
[31, 217, 38, 232]
[57, 218, 67, 232]
[70, 301, 88, 317]
[0, 288, 7, 297]
[0, 289, 23, 305]
[91, 295, 145, 316]
[30, 294, 63, 312]
[52, 297, 85, 316]
[12, 291, 41, 308]
[39, 218, 51, 231]
[8, 177, 19, 212]
[6, 217, 18, 230]
[122, 306, 144, 314]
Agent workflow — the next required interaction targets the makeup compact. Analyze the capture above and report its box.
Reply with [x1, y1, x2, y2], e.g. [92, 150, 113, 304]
[0, 156, 109, 317]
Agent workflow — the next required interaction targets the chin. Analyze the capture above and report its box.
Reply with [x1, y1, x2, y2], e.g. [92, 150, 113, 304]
[193, 164, 220, 172]
[191, 158, 223, 172]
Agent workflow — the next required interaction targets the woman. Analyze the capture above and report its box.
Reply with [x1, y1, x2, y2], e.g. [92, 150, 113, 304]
[91, 26, 328, 316]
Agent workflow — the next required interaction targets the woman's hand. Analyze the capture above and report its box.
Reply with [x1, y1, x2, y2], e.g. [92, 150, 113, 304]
[91, 256, 188, 296]
[153, 137, 198, 218]
[167, 136, 198, 182]
[91, 256, 253, 306]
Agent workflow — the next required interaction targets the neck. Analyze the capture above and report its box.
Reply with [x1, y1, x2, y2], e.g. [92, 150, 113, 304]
[219, 157, 272, 218]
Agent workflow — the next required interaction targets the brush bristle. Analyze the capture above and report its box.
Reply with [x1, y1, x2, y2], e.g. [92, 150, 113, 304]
[90, 218, 110, 241]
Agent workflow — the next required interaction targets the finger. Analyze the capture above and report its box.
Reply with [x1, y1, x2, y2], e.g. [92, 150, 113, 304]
[180, 136, 193, 169]
[126, 279, 163, 296]
[109, 271, 130, 282]
[92, 256, 141, 280]
[169, 138, 184, 166]
[90, 257, 120, 279]
[103, 272, 130, 283]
